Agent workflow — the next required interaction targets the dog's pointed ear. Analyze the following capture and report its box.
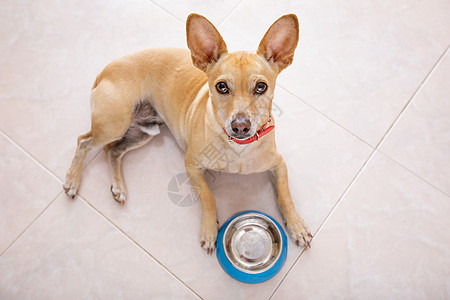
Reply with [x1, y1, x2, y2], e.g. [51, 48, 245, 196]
[257, 14, 299, 72]
[186, 13, 228, 72]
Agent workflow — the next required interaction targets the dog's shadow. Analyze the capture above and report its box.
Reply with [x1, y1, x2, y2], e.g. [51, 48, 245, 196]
[147, 125, 283, 224]
[205, 170, 281, 224]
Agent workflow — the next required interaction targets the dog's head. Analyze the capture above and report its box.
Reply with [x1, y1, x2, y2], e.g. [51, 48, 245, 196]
[186, 13, 299, 140]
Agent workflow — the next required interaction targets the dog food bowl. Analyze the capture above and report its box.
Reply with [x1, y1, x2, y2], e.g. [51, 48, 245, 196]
[216, 211, 288, 284]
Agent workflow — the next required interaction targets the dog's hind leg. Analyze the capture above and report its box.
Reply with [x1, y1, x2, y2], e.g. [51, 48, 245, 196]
[64, 132, 96, 198]
[104, 129, 154, 205]
[64, 81, 137, 199]
[104, 101, 164, 205]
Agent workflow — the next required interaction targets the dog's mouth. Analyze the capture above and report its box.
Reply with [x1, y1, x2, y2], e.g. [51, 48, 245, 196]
[230, 132, 253, 140]
[223, 116, 274, 144]
[224, 125, 255, 140]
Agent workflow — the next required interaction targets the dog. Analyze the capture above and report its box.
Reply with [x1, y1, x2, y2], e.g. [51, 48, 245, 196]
[63, 13, 312, 254]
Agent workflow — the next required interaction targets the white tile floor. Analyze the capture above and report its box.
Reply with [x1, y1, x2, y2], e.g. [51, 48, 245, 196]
[0, 0, 449, 299]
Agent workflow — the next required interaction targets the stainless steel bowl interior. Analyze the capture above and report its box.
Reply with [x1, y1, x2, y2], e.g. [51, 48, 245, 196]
[223, 213, 283, 274]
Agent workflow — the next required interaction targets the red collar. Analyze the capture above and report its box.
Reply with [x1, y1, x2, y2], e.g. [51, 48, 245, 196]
[223, 117, 274, 145]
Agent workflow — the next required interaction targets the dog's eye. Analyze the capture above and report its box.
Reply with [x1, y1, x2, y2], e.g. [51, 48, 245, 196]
[216, 82, 229, 94]
[255, 82, 267, 94]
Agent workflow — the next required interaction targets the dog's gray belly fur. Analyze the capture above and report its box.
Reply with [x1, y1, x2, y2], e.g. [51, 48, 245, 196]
[114, 101, 165, 150]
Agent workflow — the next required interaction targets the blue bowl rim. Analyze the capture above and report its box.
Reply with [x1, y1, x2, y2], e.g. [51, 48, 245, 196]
[216, 210, 288, 284]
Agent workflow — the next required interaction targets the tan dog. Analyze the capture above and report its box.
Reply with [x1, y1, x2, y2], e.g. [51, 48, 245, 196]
[64, 13, 312, 254]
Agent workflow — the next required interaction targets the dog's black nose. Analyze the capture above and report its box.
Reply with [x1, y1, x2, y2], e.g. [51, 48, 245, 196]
[231, 113, 251, 136]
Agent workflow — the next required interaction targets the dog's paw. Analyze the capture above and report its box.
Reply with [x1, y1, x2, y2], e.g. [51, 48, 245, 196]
[110, 184, 126, 205]
[200, 217, 219, 255]
[63, 174, 80, 199]
[285, 212, 313, 248]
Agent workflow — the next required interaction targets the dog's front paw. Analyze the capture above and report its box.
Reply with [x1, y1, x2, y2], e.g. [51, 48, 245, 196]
[285, 212, 313, 248]
[200, 217, 219, 255]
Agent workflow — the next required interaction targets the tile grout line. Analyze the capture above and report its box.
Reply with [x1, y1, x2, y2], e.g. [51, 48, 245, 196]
[0, 129, 63, 184]
[268, 247, 308, 300]
[83, 148, 104, 170]
[147, 0, 185, 25]
[148, 0, 246, 28]
[377, 150, 450, 199]
[0, 129, 104, 186]
[218, 0, 247, 27]
[78, 195, 204, 300]
[268, 147, 377, 300]
[277, 83, 374, 149]
[374, 43, 449, 149]
[0, 191, 62, 257]
[269, 42, 450, 300]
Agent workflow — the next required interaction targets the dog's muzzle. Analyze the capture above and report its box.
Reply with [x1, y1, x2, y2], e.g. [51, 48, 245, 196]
[223, 116, 274, 145]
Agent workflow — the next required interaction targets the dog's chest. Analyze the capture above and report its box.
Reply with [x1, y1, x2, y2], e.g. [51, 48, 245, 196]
[194, 138, 273, 174]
